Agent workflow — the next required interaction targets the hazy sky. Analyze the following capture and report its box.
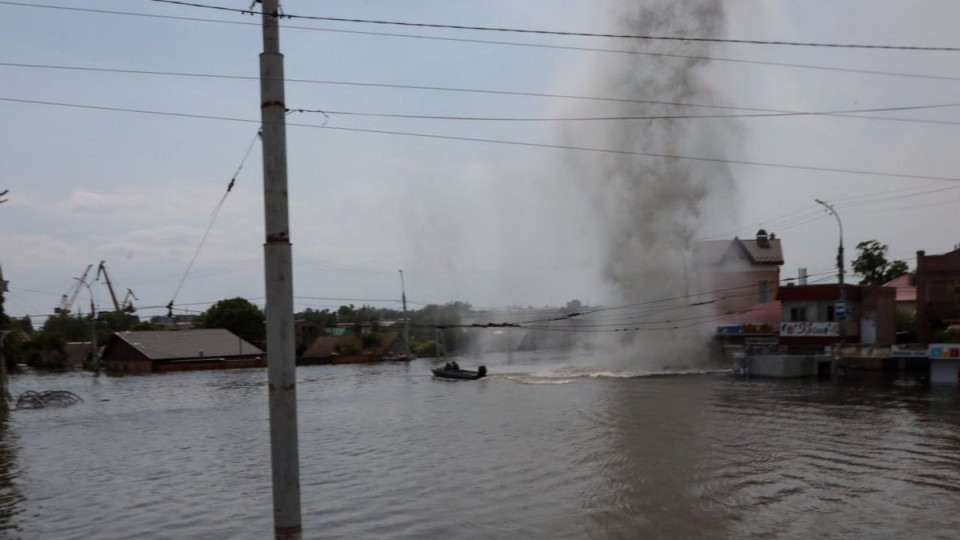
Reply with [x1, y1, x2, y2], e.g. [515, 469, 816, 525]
[2, 0, 960, 323]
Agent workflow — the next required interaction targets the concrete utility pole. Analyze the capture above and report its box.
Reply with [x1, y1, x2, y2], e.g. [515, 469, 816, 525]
[399, 269, 410, 356]
[0, 331, 10, 411]
[76, 276, 97, 372]
[816, 199, 846, 343]
[259, 1, 303, 538]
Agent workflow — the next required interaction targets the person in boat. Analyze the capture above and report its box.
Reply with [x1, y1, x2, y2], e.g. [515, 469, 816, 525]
[443, 361, 460, 371]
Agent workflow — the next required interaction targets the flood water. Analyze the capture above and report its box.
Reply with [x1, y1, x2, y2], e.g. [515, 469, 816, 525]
[2, 353, 959, 539]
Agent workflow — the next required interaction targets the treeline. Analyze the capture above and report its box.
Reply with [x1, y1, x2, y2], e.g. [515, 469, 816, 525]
[0, 310, 148, 371]
[0, 295, 479, 371]
[293, 301, 473, 356]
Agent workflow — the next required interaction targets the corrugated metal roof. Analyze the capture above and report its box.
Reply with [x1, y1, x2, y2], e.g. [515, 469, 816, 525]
[110, 329, 263, 361]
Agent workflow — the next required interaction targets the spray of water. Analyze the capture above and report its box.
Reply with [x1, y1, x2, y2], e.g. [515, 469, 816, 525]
[557, 0, 738, 368]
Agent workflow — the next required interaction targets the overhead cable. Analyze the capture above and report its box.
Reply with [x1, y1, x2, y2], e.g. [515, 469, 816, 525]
[7, 62, 960, 127]
[166, 129, 261, 315]
[5, 96, 960, 183]
[6, 3, 960, 82]
[286, 103, 960, 123]
[149, 0, 960, 52]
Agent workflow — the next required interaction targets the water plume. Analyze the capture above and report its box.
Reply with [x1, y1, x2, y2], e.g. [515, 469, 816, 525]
[559, 0, 737, 366]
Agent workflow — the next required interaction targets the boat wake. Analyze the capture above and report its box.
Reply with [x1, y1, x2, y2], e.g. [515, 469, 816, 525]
[538, 366, 732, 380]
[490, 365, 731, 385]
[496, 375, 576, 385]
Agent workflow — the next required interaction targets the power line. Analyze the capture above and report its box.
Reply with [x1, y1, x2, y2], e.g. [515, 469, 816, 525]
[5, 95, 960, 183]
[286, 103, 960, 123]
[10, 61, 960, 127]
[167, 129, 261, 314]
[294, 295, 427, 306]
[150, 0, 960, 52]
[519, 270, 835, 325]
[704, 180, 960, 241]
[5, 3, 960, 83]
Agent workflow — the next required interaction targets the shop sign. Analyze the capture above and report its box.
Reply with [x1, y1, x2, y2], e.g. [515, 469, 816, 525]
[891, 346, 928, 358]
[780, 321, 840, 337]
[929, 344, 960, 360]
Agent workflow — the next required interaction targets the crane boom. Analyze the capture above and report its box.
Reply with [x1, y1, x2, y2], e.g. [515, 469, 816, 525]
[95, 260, 121, 312]
[121, 288, 138, 313]
[56, 264, 93, 314]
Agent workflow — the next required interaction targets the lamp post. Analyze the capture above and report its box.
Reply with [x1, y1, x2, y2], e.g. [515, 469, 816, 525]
[75, 277, 97, 372]
[815, 199, 846, 344]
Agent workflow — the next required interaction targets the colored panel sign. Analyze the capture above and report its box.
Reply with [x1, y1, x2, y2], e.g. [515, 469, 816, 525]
[929, 344, 960, 360]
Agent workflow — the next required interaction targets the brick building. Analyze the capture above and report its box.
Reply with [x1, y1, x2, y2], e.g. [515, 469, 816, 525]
[915, 248, 960, 344]
[777, 284, 896, 351]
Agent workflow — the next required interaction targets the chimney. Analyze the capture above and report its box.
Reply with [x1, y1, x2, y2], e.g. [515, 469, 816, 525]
[799, 267, 808, 285]
[756, 229, 770, 248]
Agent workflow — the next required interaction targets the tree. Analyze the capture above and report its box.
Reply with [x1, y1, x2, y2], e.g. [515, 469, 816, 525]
[42, 313, 92, 342]
[851, 240, 909, 285]
[195, 297, 266, 346]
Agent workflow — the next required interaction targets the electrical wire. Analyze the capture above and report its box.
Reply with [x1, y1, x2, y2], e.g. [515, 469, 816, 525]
[518, 270, 835, 325]
[150, 0, 960, 52]
[5, 96, 960, 182]
[6, 3, 960, 83]
[7, 62, 960, 128]
[167, 129, 261, 314]
[286, 103, 960, 123]
[704, 180, 960, 241]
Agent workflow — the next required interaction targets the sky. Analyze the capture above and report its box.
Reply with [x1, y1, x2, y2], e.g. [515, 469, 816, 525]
[2, 0, 960, 324]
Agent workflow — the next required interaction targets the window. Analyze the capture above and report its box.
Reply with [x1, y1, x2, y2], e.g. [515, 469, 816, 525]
[758, 279, 769, 303]
[790, 306, 807, 322]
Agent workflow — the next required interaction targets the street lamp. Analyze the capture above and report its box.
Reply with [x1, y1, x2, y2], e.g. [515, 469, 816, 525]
[75, 277, 98, 372]
[815, 199, 846, 342]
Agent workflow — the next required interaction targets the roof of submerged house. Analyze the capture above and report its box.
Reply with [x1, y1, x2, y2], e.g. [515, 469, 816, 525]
[103, 329, 263, 361]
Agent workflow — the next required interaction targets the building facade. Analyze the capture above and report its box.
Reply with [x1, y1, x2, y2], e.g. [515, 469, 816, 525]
[915, 248, 960, 344]
[777, 284, 896, 351]
[699, 230, 784, 315]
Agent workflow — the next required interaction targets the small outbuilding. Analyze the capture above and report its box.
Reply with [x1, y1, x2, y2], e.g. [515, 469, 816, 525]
[102, 329, 264, 373]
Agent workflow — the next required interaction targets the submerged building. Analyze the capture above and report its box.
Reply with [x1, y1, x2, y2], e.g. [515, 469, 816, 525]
[102, 329, 264, 373]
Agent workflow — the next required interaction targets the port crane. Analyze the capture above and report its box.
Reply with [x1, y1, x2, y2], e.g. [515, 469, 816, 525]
[55, 264, 94, 314]
[96, 261, 137, 313]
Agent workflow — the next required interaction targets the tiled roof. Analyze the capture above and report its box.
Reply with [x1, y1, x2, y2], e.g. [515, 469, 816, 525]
[737, 238, 784, 264]
[696, 238, 784, 265]
[884, 274, 916, 302]
[108, 329, 263, 361]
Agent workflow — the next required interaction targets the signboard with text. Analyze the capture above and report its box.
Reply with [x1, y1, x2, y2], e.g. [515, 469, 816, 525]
[780, 321, 840, 337]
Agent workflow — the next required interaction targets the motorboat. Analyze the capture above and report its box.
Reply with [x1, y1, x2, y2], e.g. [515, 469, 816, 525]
[431, 364, 487, 380]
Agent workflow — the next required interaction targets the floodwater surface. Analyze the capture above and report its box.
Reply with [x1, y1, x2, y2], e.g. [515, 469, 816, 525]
[1, 353, 959, 539]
